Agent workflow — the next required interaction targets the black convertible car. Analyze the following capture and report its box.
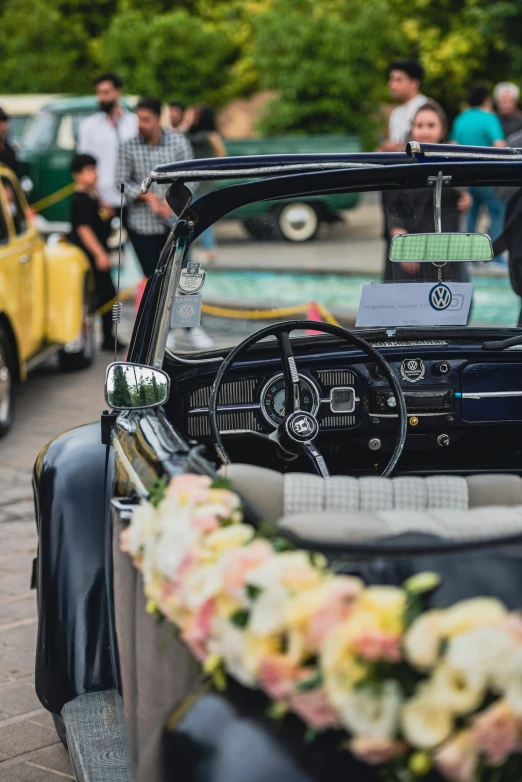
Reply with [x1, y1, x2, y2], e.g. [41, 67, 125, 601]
[32, 145, 522, 782]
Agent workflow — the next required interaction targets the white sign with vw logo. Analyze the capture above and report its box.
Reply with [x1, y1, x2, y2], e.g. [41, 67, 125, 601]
[356, 283, 473, 327]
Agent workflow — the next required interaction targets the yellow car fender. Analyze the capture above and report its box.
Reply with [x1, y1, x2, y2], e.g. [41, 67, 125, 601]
[45, 240, 93, 345]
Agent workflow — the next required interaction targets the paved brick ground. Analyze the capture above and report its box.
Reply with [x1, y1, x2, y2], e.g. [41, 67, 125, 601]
[0, 346, 114, 781]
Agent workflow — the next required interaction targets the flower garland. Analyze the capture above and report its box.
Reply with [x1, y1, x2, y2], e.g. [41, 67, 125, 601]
[121, 473, 522, 782]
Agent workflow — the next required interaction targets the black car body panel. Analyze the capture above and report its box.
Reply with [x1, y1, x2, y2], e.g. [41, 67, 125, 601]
[33, 422, 114, 714]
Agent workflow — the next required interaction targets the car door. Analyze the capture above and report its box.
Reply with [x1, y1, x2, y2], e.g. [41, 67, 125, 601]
[0, 172, 43, 357]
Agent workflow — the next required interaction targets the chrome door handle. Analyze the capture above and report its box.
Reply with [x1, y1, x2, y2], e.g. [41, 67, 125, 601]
[19, 255, 30, 264]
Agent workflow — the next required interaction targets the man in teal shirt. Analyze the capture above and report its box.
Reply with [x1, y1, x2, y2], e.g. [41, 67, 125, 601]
[450, 85, 506, 263]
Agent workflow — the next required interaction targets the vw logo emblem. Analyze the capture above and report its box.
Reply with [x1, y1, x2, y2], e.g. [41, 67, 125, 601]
[407, 360, 417, 371]
[286, 412, 318, 442]
[179, 303, 194, 318]
[429, 284, 452, 311]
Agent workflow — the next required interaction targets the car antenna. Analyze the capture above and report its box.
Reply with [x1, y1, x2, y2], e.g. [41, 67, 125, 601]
[112, 183, 124, 363]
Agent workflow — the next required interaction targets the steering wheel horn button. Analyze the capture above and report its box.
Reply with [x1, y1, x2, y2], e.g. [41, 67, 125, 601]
[400, 358, 425, 383]
[285, 411, 319, 442]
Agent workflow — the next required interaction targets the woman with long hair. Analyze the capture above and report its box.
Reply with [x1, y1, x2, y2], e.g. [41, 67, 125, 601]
[383, 100, 472, 282]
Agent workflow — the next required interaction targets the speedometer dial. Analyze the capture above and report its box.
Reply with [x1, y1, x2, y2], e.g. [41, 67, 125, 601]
[260, 373, 320, 427]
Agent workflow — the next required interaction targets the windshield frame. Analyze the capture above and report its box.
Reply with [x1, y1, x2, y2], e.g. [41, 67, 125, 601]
[184, 160, 522, 239]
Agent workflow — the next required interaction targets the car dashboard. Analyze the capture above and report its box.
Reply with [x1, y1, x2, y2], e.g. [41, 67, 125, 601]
[164, 333, 522, 476]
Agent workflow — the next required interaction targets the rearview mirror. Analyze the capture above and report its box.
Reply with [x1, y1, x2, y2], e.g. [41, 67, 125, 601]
[390, 232, 493, 263]
[105, 362, 170, 410]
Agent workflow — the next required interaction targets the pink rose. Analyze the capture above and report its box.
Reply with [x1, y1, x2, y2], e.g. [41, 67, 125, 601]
[472, 701, 519, 765]
[434, 730, 479, 782]
[348, 737, 406, 766]
[506, 613, 522, 643]
[259, 654, 309, 700]
[193, 513, 220, 534]
[307, 580, 361, 647]
[290, 688, 339, 731]
[182, 597, 216, 661]
[167, 473, 212, 494]
[222, 540, 273, 596]
[351, 630, 402, 663]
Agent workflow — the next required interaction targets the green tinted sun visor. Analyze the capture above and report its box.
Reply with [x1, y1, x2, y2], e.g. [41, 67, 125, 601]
[389, 233, 493, 263]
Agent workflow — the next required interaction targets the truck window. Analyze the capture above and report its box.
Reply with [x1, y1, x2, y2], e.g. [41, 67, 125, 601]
[21, 110, 59, 151]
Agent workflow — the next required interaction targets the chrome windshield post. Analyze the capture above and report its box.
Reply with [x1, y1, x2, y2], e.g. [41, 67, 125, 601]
[147, 224, 190, 369]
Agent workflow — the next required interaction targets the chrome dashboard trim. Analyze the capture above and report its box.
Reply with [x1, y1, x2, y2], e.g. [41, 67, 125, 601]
[165, 349, 225, 365]
[329, 386, 357, 414]
[189, 403, 261, 415]
[462, 391, 522, 399]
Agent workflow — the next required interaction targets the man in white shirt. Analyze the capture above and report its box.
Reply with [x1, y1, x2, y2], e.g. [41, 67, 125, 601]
[381, 60, 427, 151]
[77, 73, 138, 208]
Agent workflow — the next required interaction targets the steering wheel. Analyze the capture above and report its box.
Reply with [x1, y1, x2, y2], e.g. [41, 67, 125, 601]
[209, 321, 407, 478]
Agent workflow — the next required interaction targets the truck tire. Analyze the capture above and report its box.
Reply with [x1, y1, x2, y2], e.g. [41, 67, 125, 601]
[242, 217, 282, 241]
[275, 202, 319, 242]
[0, 325, 14, 439]
[59, 278, 95, 371]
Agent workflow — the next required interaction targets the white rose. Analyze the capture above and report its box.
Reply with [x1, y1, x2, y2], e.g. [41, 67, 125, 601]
[427, 664, 485, 716]
[401, 691, 453, 749]
[335, 681, 402, 741]
[445, 626, 516, 691]
[497, 648, 522, 716]
[248, 582, 289, 636]
[127, 500, 158, 556]
[155, 508, 197, 578]
[403, 610, 443, 670]
[440, 598, 507, 639]
[182, 561, 226, 611]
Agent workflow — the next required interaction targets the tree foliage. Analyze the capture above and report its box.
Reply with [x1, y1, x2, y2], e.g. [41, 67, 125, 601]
[1, 0, 522, 138]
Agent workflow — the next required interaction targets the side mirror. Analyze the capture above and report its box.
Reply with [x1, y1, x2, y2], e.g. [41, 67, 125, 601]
[105, 362, 170, 410]
[390, 232, 493, 263]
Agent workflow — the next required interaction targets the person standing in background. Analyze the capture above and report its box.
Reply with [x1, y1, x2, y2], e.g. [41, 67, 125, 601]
[68, 154, 124, 352]
[0, 109, 18, 174]
[379, 60, 427, 279]
[168, 100, 186, 131]
[116, 97, 193, 278]
[186, 105, 226, 264]
[380, 60, 427, 151]
[494, 82, 522, 138]
[451, 85, 506, 265]
[78, 73, 138, 211]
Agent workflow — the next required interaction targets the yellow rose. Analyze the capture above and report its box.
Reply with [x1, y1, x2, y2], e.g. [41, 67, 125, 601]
[321, 623, 368, 695]
[204, 524, 254, 554]
[358, 586, 406, 635]
[440, 598, 507, 639]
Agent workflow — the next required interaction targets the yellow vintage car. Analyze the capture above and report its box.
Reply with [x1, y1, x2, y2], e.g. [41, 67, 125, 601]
[0, 164, 93, 437]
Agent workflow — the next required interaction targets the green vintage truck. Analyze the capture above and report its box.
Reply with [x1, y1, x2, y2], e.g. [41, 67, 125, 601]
[18, 97, 361, 241]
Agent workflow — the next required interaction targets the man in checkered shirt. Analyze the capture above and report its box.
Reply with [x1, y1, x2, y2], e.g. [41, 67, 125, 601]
[116, 96, 194, 278]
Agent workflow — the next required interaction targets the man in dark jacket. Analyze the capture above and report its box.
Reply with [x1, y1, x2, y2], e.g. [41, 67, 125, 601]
[0, 109, 18, 175]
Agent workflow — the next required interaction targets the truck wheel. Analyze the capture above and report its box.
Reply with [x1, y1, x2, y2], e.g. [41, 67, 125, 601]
[275, 202, 319, 242]
[0, 326, 14, 439]
[52, 713, 68, 749]
[59, 278, 95, 371]
[242, 217, 281, 241]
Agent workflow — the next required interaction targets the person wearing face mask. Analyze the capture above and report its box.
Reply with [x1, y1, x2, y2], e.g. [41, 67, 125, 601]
[77, 73, 138, 211]
[383, 101, 472, 282]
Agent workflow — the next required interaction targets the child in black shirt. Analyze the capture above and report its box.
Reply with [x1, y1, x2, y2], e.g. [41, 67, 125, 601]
[68, 153, 125, 351]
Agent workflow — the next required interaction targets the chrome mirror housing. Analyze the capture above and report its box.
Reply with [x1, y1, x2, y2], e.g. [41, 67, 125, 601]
[105, 362, 170, 410]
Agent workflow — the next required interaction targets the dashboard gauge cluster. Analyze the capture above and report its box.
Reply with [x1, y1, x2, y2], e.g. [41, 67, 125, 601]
[260, 373, 320, 428]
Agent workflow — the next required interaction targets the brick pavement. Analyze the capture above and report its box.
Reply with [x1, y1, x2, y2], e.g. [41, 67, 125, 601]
[0, 347, 114, 781]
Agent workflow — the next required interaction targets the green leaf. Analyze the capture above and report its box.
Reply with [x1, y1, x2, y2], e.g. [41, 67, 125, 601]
[149, 476, 169, 508]
[230, 609, 250, 628]
[295, 670, 323, 692]
[246, 584, 263, 600]
[272, 537, 295, 553]
[211, 476, 233, 490]
[304, 727, 317, 743]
